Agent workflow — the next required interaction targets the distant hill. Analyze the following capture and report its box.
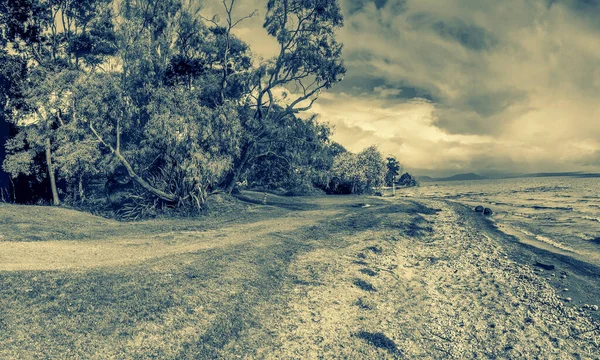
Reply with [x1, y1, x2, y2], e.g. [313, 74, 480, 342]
[416, 173, 489, 182]
[436, 173, 488, 181]
[416, 176, 434, 182]
[509, 172, 600, 179]
[415, 171, 600, 182]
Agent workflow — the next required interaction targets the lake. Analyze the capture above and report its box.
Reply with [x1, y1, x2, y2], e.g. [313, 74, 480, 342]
[398, 176, 600, 265]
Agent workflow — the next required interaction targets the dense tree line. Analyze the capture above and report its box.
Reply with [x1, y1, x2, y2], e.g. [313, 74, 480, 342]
[0, 0, 413, 216]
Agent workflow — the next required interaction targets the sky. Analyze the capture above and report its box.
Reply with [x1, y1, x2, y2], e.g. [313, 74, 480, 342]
[203, 0, 600, 177]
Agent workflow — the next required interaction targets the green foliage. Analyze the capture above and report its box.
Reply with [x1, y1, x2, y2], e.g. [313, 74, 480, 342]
[398, 172, 419, 187]
[330, 146, 387, 194]
[385, 156, 401, 186]
[246, 113, 332, 190]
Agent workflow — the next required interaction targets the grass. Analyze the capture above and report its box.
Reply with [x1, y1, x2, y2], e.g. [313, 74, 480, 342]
[353, 278, 377, 292]
[7, 191, 556, 358]
[359, 268, 378, 277]
[355, 332, 401, 356]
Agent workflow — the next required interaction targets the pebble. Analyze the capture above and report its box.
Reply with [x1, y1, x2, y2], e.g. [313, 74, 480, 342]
[592, 305, 599, 311]
[561, 274, 567, 279]
[565, 297, 572, 302]
[551, 273, 555, 277]
[563, 288, 569, 292]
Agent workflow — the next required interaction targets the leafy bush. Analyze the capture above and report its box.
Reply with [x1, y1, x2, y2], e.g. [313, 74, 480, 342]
[329, 146, 386, 194]
[284, 183, 326, 197]
[397, 172, 419, 187]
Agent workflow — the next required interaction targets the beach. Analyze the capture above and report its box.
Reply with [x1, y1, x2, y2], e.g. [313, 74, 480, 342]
[0, 193, 599, 358]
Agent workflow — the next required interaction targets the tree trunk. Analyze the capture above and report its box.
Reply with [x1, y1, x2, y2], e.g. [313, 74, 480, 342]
[88, 121, 176, 203]
[45, 138, 60, 206]
[115, 151, 177, 203]
[78, 174, 85, 204]
[224, 143, 253, 194]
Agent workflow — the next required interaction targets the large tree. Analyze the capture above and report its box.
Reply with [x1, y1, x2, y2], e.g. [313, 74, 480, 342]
[217, 0, 346, 192]
[1, 0, 116, 205]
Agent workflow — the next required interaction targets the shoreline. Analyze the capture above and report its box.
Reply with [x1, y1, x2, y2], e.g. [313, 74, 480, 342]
[448, 200, 600, 323]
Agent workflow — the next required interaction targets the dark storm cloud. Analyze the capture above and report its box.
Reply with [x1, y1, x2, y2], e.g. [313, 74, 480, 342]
[344, 0, 406, 15]
[408, 13, 498, 51]
[464, 90, 528, 118]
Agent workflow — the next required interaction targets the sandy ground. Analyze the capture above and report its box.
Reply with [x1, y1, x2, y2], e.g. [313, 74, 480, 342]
[260, 199, 600, 359]
[0, 194, 599, 359]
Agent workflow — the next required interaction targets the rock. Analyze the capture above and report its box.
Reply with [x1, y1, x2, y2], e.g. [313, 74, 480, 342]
[592, 305, 599, 311]
[483, 208, 493, 216]
[534, 261, 555, 271]
[565, 297, 572, 302]
[563, 288, 569, 292]
[475, 205, 484, 212]
[561, 274, 567, 279]
[583, 304, 590, 309]
[551, 273, 555, 277]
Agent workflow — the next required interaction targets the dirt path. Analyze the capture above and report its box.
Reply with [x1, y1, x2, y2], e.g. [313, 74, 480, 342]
[0, 209, 339, 271]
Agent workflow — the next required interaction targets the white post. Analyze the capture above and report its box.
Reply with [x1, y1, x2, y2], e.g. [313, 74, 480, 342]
[392, 175, 396, 196]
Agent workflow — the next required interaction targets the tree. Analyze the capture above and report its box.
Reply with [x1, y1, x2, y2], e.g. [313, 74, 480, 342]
[245, 112, 332, 189]
[3, 70, 81, 205]
[1, 0, 348, 212]
[330, 151, 364, 194]
[398, 172, 418, 187]
[357, 146, 386, 190]
[1, 0, 116, 205]
[219, 0, 346, 192]
[385, 156, 401, 186]
[329, 145, 387, 194]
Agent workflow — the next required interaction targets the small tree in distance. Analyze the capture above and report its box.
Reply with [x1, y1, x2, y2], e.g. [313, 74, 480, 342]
[385, 156, 401, 186]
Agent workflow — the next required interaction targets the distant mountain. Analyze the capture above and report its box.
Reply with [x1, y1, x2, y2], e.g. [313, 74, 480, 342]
[414, 171, 600, 182]
[508, 172, 600, 179]
[416, 176, 434, 182]
[434, 173, 488, 182]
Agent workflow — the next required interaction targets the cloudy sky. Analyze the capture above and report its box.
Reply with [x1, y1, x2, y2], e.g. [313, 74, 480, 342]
[204, 0, 600, 177]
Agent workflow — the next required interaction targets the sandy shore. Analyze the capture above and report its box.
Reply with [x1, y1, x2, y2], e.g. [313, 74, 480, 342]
[263, 198, 600, 359]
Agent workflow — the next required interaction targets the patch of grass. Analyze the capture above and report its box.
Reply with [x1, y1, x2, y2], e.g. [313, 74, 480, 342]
[400, 215, 434, 238]
[355, 331, 401, 355]
[353, 279, 377, 292]
[365, 246, 382, 254]
[359, 268, 377, 277]
[354, 297, 376, 310]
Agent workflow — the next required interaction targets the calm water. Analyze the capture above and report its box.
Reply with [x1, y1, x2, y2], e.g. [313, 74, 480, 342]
[399, 177, 600, 265]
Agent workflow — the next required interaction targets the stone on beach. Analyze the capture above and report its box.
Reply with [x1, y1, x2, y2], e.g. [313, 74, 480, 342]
[534, 261, 555, 271]
[475, 205, 484, 212]
[483, 208, 493, 216]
